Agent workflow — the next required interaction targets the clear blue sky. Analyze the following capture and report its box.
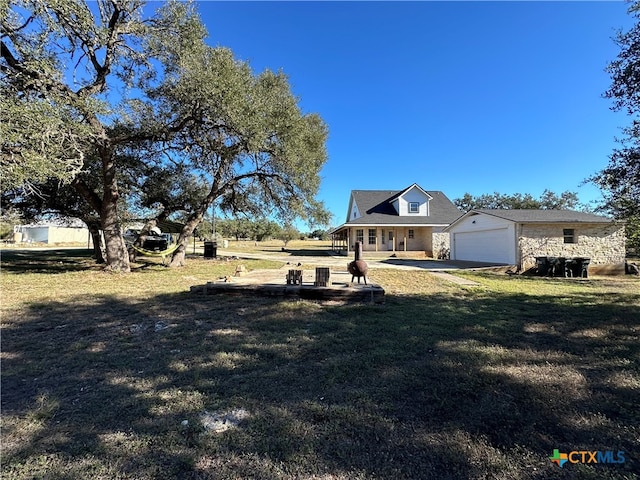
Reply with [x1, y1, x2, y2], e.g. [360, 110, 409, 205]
[191, 1, 633, 228]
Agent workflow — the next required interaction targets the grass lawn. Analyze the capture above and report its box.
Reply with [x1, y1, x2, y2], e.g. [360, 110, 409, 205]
[1, 248, 639, 479]
[225, 239, 334, 257]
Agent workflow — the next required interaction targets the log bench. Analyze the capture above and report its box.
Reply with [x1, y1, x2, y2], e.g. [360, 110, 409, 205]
[286, 269, 303, 285]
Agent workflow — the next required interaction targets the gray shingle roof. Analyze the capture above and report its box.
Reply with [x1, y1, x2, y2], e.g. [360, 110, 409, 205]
[344, 188, 461, 226]
[471, 209, 615, 224]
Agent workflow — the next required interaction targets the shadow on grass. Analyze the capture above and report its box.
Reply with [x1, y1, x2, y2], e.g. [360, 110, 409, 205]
[0, 249, 99, 274]
[379, 258, 507, 270]
[267, 247, 332, 257]
[2, 286, 639, 479]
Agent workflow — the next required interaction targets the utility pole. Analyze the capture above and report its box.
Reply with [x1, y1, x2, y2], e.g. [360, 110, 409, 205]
[211, 202, 215, 243]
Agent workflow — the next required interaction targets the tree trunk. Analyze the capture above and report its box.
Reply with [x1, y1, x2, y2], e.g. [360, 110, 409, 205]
[100, 149, 130, 272]
[87, 221, 105, 264]
[169, 212, 205, 267]
[168, 235, 189, 267]
[102, 206, 130, 271]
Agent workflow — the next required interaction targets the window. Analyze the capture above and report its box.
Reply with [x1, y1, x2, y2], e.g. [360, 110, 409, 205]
[408, 229, 414, 239]
[381, 231, 385, 244]
[408, 202, 419, 213]
[356, 229, 363, 243]
[563, 229, 576, 244]
[368, 229, 376, 245]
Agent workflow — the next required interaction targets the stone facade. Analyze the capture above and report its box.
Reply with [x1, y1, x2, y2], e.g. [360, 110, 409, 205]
[432, 231, 450, 259]
[518, 223, 625, 270]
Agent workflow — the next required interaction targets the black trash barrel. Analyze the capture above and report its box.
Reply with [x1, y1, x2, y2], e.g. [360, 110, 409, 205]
[564, 258, 579, 277]
[548, 257, 566, 277]
[579, 258, 590, 278]
[204, 241, 217, 259]
[535, 257, 549, 276]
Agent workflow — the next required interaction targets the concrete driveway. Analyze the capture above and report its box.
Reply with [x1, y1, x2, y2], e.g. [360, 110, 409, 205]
[220, 249, 507, 272]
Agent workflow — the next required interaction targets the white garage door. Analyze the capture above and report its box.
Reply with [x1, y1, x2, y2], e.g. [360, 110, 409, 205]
[453, 228, 512, 264]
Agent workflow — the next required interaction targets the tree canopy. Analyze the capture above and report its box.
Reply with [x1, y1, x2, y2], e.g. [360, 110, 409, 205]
[1, 0, 330, 270]
[127, 45, 330, 265]
[454, 190, 580, 212]
[589, 0, 640, 252]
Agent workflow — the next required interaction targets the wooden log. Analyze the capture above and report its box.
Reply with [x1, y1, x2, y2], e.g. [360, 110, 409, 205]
[286, 269, 303, 285]
[314, 267, 331, 286]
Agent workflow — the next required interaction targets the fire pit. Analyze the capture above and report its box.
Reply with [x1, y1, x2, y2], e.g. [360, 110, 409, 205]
[347, 241, 368, 284]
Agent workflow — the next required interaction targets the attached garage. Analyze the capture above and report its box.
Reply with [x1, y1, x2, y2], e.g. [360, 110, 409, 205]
[445, 209, 625, 271]
[453, 228, 513, 264]
[447, 211, 516, 264]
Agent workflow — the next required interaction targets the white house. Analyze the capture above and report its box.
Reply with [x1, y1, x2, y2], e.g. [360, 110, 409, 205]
[330, 183, 461, 257]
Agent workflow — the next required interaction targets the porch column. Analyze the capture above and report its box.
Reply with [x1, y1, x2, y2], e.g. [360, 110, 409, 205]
[347, 228, 350, 254]
[375, 228, 378, 252]
[403, 228, 407, 252]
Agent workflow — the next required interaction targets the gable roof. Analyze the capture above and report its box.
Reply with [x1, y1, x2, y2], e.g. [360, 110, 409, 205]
[445, 209, 617, 230]
[344, 186, 461, 226]
[471, 209, 615, 223]
[388, 183, 433, 202]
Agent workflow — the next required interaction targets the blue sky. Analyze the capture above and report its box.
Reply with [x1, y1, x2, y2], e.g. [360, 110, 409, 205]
[190, 1, 633, 228]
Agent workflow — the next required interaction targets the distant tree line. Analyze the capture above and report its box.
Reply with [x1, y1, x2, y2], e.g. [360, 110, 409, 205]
[454, 190, 580, 212]
[194, 217, 328, 243]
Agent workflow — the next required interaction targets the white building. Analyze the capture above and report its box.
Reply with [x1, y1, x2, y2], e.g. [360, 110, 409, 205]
[14, 224, 91, 245]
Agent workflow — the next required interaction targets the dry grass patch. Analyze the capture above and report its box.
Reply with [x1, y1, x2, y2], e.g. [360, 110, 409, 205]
[1, 250, 639, 479]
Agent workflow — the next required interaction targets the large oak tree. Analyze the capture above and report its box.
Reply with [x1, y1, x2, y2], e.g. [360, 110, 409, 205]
[1, 0, 329, 270]
[1, 0, 206, 271]
[124, 46, 329, 266]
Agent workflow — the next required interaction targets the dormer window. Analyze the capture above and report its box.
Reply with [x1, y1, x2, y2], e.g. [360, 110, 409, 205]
[408, 202, 419, 213]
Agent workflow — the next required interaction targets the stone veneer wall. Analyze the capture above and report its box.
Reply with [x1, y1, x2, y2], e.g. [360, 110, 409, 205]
[518, 223, 625, 269]
[432, 232, 450, 259]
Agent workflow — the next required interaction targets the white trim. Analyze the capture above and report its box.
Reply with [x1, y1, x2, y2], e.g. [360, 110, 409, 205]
[399, 183, 434, 200]
[341, 223, 450, 228]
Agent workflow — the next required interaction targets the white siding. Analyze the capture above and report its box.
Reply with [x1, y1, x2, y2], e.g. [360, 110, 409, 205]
[17, 225, 89, 244]
[20, 226, 49, 243]
[449, 213, 516, 264]
[397, 186, 431, 217]
[48, 227, 89, 244]
[349, 197, 360, 220]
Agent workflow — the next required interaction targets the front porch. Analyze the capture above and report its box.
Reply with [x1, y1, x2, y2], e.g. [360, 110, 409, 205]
[331, 226, 435, 257]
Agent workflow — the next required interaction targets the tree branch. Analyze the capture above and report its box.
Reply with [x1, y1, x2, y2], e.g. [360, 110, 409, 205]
[76, 2, 122, 98]
[71, 177, 103, 214]
[1, 15, 35, 39]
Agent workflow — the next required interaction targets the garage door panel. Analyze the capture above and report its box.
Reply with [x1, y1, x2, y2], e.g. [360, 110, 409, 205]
[453, 228, 511, 264]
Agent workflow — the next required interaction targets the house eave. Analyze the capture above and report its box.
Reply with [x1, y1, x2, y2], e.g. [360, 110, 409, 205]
[443, 210, 618, 232]
[332, 222, 450, 232]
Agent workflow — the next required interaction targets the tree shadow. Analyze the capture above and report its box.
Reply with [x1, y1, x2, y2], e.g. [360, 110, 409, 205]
[2, 284, 638, 479]
[270, 247, 332, 257]
[0, 248, 99, 274]
[378, 258, 506, 270]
